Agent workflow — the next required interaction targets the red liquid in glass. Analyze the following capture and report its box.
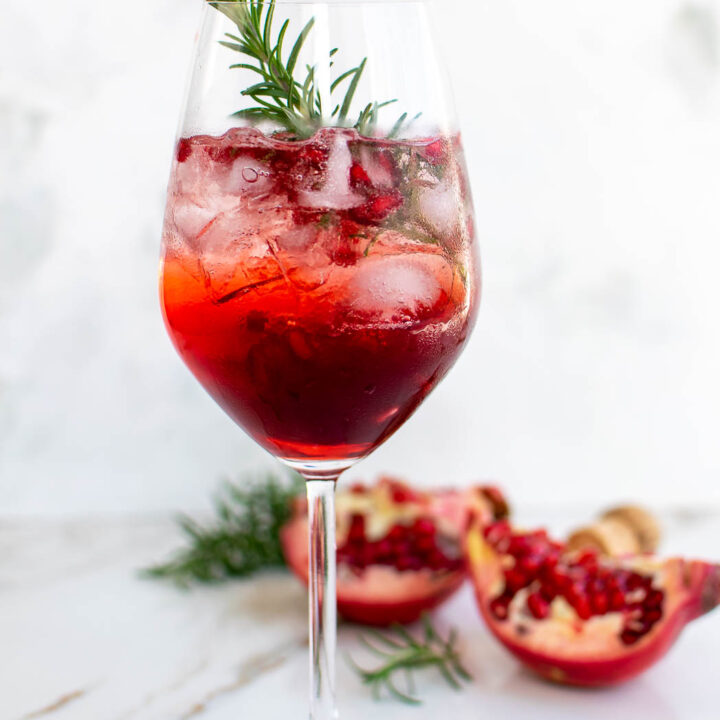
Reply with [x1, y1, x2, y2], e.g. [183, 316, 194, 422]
[161, 127, 479, 463]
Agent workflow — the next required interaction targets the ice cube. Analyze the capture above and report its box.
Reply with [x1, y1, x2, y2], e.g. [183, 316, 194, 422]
[194, 212, 283, 300]
[343, 254, 449, 324]
[273, 224, 332, 292]
[194, 211, 256, 259]
[171, 197, 228, 243]
[297, 134, 364, 210]
[274, 224, 316, 253]
[173, 147, 214, 197]
[170, 148, 245, 242]
[417, 182, 461, 237]
[358, 145, 395, 188]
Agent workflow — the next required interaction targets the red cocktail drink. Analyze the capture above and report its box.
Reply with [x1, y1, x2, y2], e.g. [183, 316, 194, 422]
[161, 127, 478, 463]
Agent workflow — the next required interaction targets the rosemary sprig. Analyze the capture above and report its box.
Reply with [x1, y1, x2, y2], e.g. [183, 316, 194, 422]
[143, 472, 303, 587]
[209, 0, 416, 137]
[348, 615, 472, 705]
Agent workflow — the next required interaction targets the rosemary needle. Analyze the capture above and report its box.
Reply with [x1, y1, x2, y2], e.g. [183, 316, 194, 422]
[142, 472, 302, 587]
[348, 615, 472, 705]
[209, 0, 416, 137]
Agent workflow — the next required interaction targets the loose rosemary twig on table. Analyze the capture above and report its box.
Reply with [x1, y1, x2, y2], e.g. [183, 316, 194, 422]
[349, 615, 472, 705]
[142, 472, 303, 587]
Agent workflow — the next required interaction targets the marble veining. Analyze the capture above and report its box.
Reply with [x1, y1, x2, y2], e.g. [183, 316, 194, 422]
[3, 508, 720, 719]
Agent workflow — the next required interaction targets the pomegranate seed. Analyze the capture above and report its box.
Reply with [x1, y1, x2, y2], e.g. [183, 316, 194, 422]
[377, 150, 395, 176]
[176, 138, 192, 163]
[645, 609, 662, 624]
[348, 515, 365, 542]
[484, 521, 511, 546]
[577, 549, 598, 564]
[490, 594, 512, 620]
[505, 568, 529, 593]
[395, 556, 414, 571]
[416, 536, 436, 554]
[349, 162, 371, 186]
[329, 241, 359, 267]
[591, 592, 609, 615]
[609, 589, 626, 612]
[527, 529, 550, 543]
[627, 616, 653, 635]
[339, 217, 363, 237]
[614, 570, 632, 589]
[626, 573, 645, 591]
[350, 483, 367, 494]
[574, 596, 592, 620]
[566, 585, 591, 619]
[620, 629, 642, 645]
[519, 555, 542, 575]
[410, 556, 424, 571]
[389, 485, 415, 504]
[527, 592, 551, 620]
[605, 576, 620, 593]
[375, 540, 393, 560]
[207, 145, 239, 164]
[627, 602, 644, 618]
[551, 568, 572, 592]
[427, 551, 447, 570]
[423, 138, 447, 164]
[413, 518, 436, 537]
[360, 545, 375, 567]
[645, 589, 664, 610]
[350, 191, 403, 223]
[509, 536, 531, 557]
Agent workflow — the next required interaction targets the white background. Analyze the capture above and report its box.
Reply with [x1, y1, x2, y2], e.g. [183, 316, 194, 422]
[1, 0, 720, 515]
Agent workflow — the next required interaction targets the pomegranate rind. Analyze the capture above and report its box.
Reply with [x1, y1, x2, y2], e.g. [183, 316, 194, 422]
[466, 521, 720, 686]
[281, 515, 465, 625]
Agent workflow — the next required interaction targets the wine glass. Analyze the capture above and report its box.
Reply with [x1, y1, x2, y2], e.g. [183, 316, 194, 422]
[160, 1, 479, 717]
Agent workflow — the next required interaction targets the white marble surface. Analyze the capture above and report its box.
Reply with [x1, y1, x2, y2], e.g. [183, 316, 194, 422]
[3, 507, 720, 720]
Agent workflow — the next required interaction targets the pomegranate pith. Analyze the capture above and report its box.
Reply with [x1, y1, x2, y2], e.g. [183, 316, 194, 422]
[466, 516, 720, 686]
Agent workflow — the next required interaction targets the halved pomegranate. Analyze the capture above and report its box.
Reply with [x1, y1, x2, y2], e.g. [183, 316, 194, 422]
[466, 517, 720, 686]
[281, 477, 508, 625]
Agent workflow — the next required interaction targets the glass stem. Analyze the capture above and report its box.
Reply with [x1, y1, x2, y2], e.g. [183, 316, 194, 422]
[306, 478, 339, 720]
